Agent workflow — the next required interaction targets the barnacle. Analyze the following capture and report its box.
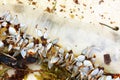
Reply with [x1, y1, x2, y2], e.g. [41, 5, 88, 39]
[0, 0, 120, 80]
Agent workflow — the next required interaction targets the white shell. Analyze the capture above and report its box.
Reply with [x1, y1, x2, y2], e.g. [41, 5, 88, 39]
[83, 60, 93, 66]
[8, 44, 13, 51]
[1, 21, 7, 26]
[38, 49, 42, 54]
[34, 44, 41, 52]
[10, 16, 19, 25]
[56, 55, 64, 64]
[105, 76, 112, 80]
[38, 46, 44, 54]
[91, 57, 96, 63]
[97, 69, 104, 76]
[70, 54, 74, 61]
[22, 33, 27, 39]
[20, 23, 25, 28]
[76, 61, 83, 66]
[18, 39, 23, 46]
[48, 61, 53, 69]
[81, 67, 90, 74]
[50, 57, 59, 63]
[59, 48, 64, 54]
[9, 27, 17, 35]
[0, 40, 4, 47]
[52, 39, 59, 44]
[35, 43, 42, 50]
[90, 68, 99, 76]
[46, 43, 52, 51]
[21, 48, 27, 58]
[76, 55, 85, 62]
[43, 32, 48, 39]
[38, 43, 42, 48]
[24, 39, 29, 44]
[65, 53, 69, 59]
[36, 29, 43, 37]
[26, 42, 34, 48]
[5, 13, 11, 22]
[15, 34, 21, 43]
[42, 51, 47, 57]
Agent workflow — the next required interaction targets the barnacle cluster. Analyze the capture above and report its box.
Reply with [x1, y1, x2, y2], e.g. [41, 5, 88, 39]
[0, 11, 120, 80]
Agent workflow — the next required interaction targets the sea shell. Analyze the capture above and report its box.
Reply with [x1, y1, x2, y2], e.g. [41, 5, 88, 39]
[5, 12, 11, 22]
[21, 48, 27, 58]
[97, 69, 104, 76]
[43, 32, 48, 39]
[81, 67, 90, 74]
[105, 76, 112, 80]
[36, 29, 43, 37]
[10, 15, 19, 25]
[24, 39, 29, 44]
[83, 60, 93, 67]
[26, 42, 34, 48]
[65, 53, 69, 59]
[9, 27, 17, 35]
[76, 55, 85, 62]
[46, 43, 52, 52]
[34, 44, 42, 52]
[50, 57, 59, 64]
[38, 46, 44, 54]
[17, 38, 23, 46]
[8, 44, 13, 51]
[1, 21, 7, 26]
[90, 68, 99, 76]
[48, 61, 53, 69]
[14, 33, 20, 41]
[22, 33, 27, 39]
[59, 48, 64, 54]
[52, 39, 59, 44]
[76, 61, 83, 67]
[0, 40, 4, 47]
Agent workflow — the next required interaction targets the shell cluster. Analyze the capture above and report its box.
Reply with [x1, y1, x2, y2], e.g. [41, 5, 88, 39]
[0, 11, 120, 80]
